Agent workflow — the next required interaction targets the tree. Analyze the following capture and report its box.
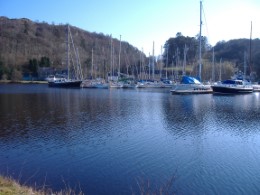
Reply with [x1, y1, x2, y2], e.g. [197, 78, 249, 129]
[163, 33, 201, 67]
[10, 68, 23, 81]
[39, 56, 50, 67]
[29, 58, 38, 76]
[0, 60, 4, 79]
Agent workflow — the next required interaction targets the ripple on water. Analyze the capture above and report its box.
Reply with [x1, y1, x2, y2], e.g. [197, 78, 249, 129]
[1, 86, 260, 194]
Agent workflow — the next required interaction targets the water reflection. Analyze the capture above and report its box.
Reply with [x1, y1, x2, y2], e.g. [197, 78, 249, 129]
[163, 94, 213, 138]
[1, 84, 260, 194]
[163, 93, 260, 139]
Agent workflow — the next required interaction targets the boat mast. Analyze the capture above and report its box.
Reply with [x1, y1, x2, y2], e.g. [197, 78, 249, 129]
[110, 34, 113, 80]
[166, 45, 169, 79]
[91, 48, 94, 79]
[244, 51, 247, 79]
[212, 46, 215, 82]
[183, 44, 188, 76]
[76, 47, 83, 80]
[142, 48, 144, 79]
[175, 48, 179, 80]
[152, 41, 155, 80]
[219, 58, 222, 81]
[160, 45, 162, 79]
[249, 21, 252, 77]
[118, 35, 122, 78]
[139, 50, 142, 80]
[198, 0, 202, 80]
[67, 25, 70, 80]
[148, 52, 150, 79]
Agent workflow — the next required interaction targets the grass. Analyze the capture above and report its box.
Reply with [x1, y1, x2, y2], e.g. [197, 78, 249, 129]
[0, 169, 177, 195]
[0, 176, 83, 195]
[0, 176, 39, 195]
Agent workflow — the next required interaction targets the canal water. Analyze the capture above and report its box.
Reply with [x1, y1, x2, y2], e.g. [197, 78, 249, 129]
[0, 84, 260, 194]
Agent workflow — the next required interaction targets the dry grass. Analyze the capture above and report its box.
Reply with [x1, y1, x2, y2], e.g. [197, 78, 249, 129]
[0, 176, 40, 195]
[0, 176, 83, 195]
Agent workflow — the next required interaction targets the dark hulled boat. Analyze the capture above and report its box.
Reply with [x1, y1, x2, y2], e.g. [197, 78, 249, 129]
[212, 79, 253, 94]
[48, 25, 82, 88]
[48, 79, 82, 88]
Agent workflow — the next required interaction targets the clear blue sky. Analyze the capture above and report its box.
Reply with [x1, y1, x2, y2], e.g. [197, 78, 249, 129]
[1, 0, 260, 56]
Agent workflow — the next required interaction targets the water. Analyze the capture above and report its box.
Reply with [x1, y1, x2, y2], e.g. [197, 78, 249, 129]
[0, 84, 260, 194]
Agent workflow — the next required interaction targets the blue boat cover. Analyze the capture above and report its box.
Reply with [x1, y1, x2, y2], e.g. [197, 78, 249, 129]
[181, 76, 201, 84]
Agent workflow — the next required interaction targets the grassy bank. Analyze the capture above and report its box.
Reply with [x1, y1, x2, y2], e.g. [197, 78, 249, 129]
[0, 176, 82, 195]
[0, 176, 41, 195]
[0, 80, 47, 84]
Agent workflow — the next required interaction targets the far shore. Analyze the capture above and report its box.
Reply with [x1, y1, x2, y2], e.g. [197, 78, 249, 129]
[0, 80, 48, 84]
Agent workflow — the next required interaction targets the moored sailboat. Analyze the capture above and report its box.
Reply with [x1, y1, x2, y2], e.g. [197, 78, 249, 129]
[48, 25, 82, 88]
[170, 1, 212, 94]
[171, 76, 212, 94]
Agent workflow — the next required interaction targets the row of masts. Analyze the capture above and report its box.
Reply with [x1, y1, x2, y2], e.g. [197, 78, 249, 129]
[67, 0, 204, 82]
[66, 0, 254, 83]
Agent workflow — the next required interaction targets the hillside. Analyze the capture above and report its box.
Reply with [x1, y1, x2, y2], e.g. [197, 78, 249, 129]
[1, 17, 259, 82]
[0, 17, 145, 80]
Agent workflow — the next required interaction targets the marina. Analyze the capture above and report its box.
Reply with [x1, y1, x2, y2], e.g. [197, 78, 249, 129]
[1, 1, 260, 194]
[0, 83, 260, 194]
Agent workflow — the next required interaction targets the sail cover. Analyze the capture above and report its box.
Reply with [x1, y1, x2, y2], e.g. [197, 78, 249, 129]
[180, 76, 201, 84]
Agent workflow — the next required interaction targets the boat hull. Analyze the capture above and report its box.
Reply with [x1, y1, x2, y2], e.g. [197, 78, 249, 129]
[170, 84, 213, 94]
[171, 89, 213, 94]
[252, 84, 260, 92]
[212, 85, 253, 94]
[48, 80, 82, 88]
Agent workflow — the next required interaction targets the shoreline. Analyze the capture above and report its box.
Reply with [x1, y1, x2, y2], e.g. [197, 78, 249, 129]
[0, 80, 48, 84]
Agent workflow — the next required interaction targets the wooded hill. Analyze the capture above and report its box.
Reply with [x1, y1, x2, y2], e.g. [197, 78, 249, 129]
[0, 16, 145, 80]
[0, 16, 259, 82]
[163, 33, 260, 82]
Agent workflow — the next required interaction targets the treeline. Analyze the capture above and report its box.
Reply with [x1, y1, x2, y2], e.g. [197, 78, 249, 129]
[0, 16, 259, 82]
[163, 33, 260, 81]
[0, 17, 145, 80]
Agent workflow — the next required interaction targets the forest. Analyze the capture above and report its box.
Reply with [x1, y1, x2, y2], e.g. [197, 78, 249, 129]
[0, 17, 144, 81]
[0, 16, 259, 82]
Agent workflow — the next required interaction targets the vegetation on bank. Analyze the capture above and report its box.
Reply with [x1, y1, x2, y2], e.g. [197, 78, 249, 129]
[0, 176, 42, 195]
[0, 176, 82, 195]
[0, 16, 144, 81]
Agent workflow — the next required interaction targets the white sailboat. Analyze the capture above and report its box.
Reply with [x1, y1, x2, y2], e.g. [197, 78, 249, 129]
[109, 35, 124, 88]
[170, 1, 212, 94]
[82, 48, 109, 89]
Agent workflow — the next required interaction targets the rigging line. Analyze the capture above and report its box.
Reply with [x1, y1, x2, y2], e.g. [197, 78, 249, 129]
[202, 1, 211, 45]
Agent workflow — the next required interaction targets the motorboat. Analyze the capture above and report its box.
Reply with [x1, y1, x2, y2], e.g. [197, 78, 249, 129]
[211, 79, 253, 94]
[170, 76, 212, 94]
